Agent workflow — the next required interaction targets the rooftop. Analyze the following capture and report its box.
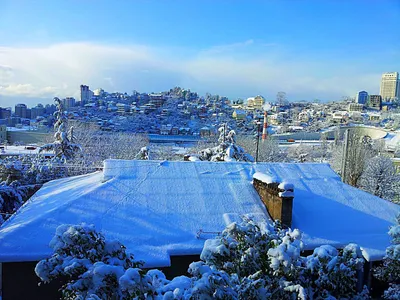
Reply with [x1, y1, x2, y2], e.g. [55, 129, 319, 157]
[0, 160, 398, 266]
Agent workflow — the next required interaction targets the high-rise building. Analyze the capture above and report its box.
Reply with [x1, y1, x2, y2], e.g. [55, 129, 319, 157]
[369, 95, 382, 110]
[15, 103, 27, 118]
[63, 97, 76, 109]
[380, 72, 400, 102]
[355, 91, 368, 105]
[31, 104, 46, 119]
[80, 85, 91, 106]
[0, 107, 11, 119]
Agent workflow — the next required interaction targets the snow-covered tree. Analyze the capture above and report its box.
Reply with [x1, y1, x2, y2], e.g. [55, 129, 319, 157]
[375, 216, 400, 299]
[330, 130, 378, 187]
[72, 123, 149, 168]
[237, 135, 287, 162]
[135, 146, 150, 160]
[39, 98, 81, 162]
[359, 156, 400, 202]
[193, 125, 254, 162]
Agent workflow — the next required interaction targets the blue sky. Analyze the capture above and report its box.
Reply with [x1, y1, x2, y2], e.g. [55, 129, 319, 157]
[0, 0, 399, 106]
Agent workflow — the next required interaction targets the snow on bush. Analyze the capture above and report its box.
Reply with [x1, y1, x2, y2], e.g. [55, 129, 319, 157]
[375, 215, 400, 299]
[193, 125, 254, 162]
[37, 220, 369, 299]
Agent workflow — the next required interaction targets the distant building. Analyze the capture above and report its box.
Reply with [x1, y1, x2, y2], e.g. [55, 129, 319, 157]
[31, 104, 46, 120]
[0, 107, 11, 119]
[0, 125, 6, 142]
[45, 104, 56, 115]
[149, 93, 165, 108]
[80, 85, 92, 107]
[14, 103, 27, 118]
[331, 111, 349, 123]
[116, 103, 130, 114]
[355, 91, 368, 105]
[369, 95, 382, 110]
[380, 72, 400, 102]
[232, 109, 246, 120]
[348, 103, 364, 112]
[247, 95, 265, 110]
[25, 108, 31, 120]
[63, 97, 76, 110]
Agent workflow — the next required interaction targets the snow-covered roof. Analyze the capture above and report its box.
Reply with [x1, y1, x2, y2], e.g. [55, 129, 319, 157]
[0, 160, 399, 266]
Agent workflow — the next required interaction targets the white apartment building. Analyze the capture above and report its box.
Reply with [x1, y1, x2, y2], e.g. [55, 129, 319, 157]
[246, 95, 265, 110]
[380, 72, 400, 101]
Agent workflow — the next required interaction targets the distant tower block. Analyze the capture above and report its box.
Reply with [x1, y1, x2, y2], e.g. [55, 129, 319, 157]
[262, 111, 268, 141]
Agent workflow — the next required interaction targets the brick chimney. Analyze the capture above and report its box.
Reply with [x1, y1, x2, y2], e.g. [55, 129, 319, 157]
[252, 172, 294, 228]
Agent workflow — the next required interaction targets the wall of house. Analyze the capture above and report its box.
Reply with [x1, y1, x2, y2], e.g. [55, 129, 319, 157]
[1, 255, 200, 299]
[2, 261, 63, 300]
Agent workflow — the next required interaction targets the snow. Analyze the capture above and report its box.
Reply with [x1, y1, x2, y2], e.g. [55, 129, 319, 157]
[0, 145, 52, 156]
[253, 172, 279, 184]
[278, 182, 294, 190]
[0, 160, 399, 265]
[279, 191, 294, 198]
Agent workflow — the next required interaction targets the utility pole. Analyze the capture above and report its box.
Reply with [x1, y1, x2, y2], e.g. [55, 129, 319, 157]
[341, 129, 350, 183]
[253, 121, 261, 163]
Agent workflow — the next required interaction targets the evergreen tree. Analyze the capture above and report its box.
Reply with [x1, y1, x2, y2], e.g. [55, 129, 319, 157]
[39, 97, 81, 162]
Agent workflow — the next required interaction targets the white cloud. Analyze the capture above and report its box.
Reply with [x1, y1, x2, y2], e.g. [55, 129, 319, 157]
[0, 41, 383, 105]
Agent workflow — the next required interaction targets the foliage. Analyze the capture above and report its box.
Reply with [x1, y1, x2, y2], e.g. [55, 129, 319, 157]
[35, 224, 143, 299]
[37, 220, 369, 299]
[359, 156, 400, 202]
[375, 216, 400, 299]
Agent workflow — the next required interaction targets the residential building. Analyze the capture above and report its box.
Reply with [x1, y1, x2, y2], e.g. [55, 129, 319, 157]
[247, 95, 265, 110]
[80, 85, 92, 106]
[0, 125, 6, 142]
[332, 111, 349, 123]
[232, 109, 246, 120]
[369, 95, 382, 110]
[116, 103, 130, 114]
[14, 103, 27, 118]
[0, 160, 399, 298]
[149, 93, 165, 108]
[355, 91, 368, 105]
[31, 104, 45, 120]
[63, 97, 76, 110]
[380, 72, 400, 101]
[348, 103, 364, 112]
[0, 107, 11, 119]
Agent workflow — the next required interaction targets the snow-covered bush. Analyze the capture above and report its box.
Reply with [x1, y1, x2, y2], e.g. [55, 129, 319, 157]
[375, 216, 400, 299]
[0, 173, 41, 224]
[35, 223, 143, 299]
[37, 221, 368, 299]
[201, 217, 368, 299]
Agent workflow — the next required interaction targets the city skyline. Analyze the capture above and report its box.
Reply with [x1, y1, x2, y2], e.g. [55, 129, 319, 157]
[1, 0, 400, 106]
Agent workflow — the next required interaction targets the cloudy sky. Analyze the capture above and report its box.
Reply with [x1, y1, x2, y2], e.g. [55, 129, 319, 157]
[0, 0, 399, 107]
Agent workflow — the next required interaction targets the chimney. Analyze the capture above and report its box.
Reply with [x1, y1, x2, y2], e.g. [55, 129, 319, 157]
[262, 111, 268, 141]
[252, 172, 294, 228]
